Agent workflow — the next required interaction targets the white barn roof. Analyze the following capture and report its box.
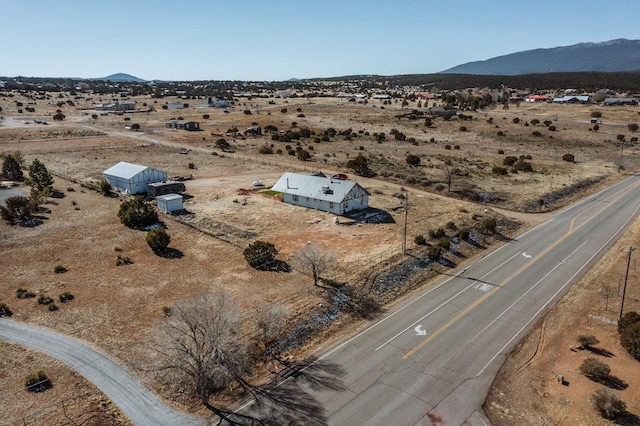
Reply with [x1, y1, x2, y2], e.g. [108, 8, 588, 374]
[103, 162, 151, 179]
[271, 172, 363, 203]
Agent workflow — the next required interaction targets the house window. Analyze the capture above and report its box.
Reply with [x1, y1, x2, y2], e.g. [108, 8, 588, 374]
[329, 202, 334, 209]
[292, 195, 298, 202]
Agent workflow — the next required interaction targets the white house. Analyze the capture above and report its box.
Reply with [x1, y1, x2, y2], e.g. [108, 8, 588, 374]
[156, 194, 183, 213]
[102, 161, 167, 195]
[271, 172, 368, 215]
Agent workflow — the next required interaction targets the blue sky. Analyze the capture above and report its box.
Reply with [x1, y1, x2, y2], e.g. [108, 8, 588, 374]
[3, 0, 638, 81]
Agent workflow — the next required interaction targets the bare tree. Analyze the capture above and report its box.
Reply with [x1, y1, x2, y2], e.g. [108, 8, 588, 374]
[156, 291, 251, 413]
[256, 303, 291, 358]
[290, 243, 337, 287]
[440, 159, 454, 192]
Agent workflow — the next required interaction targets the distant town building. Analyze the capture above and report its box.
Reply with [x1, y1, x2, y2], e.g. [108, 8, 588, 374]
[95, 102, 135, 112]
[604, 97, 639, 106]
[165, 120, 200, 131]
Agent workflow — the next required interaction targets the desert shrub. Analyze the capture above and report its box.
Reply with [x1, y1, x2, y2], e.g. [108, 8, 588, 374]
[591, 111, 602, 118]
[99, 180, 112, 196]
[454, 145, 460, 150]
[580, 358, 611, 381]
[59, 292, 74, 303]
[53, 265, 67, 274]
[188, 162, 196, 169]
[25, 371, 52, 392]
[48, 303, 59, 312]
[512, 117, 520, 124]
[438, 237, 451, 250]
[37, 295, 53, 305]
[530, 119, 540, 125]
[116, 255, 132, 266]
[280, 108, 288, 113]
[532, 130, 543, 137]
[459, 126, 467, 132]
[544, 120, 552, 127]
[444, 144, 451, 150]
[215, 138, 230, 151]
[406, 154, 421, 166]
[258, 144, 273, 154]
[243, 110, 251, 115]
[16, 288, 36, 299]
[146, 228, 170, 253]
[244, 240, 278, 270]
[562, 153, 575, 163]
[512, 161, 533, 172]
[118, 196, 158, 228]
[576, 333, 598, 349]
[548, 125, 556, 131]
[429, 228, 446, 239]
[503, 156, 518, 167]
[497, 149, 504, 155]
[458, 228, 470, 241]
[481, 218, 497, 234]
[590, 388, 626, 419]
[297, 149, 310, 161]
[414, 235, 426, 245]
[492, 166, 508, 176]
[0, 302, 12, 317]
[428, 245, 442, 260]
[593, 124, 599, 132]
[618, 311, 640, 360]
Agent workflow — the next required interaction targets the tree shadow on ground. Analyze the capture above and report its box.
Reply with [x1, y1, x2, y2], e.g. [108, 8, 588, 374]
[51, 189, 65, 199]
[601, 374, 629, 390]
[617, 412, 640, 426]
[156, 248, 184, 259]
[585, 346, 615, 358]
[216, 357, 346, 426]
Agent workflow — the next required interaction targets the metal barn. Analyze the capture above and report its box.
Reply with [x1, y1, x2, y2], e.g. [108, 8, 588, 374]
[102, 162, 167, 195]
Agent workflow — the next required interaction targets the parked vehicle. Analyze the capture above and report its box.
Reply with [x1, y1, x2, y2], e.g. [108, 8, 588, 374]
[332, 173, 348, 180]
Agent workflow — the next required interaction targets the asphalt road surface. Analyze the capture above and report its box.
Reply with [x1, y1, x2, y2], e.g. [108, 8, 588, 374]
[298, 173, 640, 425]
[0, 320, 204, 426]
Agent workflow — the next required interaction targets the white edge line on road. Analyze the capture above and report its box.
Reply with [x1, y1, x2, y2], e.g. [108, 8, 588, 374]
[476, 201, 640, 377]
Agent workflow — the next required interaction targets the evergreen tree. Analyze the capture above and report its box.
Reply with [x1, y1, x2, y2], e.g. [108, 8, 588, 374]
[1, 154, 23, 181]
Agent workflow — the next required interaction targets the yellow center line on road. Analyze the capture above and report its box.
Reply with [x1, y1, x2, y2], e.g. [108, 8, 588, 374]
[402, 176, 640, 360]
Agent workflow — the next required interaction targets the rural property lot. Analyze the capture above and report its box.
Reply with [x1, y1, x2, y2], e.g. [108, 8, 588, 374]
[1, 90, 639, 424]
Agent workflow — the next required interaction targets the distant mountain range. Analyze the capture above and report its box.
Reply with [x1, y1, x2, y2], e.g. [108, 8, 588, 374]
[92, 73, 146, 82]
[440, 39, 640, 75]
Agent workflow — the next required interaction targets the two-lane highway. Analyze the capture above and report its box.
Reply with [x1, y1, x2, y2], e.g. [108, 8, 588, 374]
[314, 174, 640, 425]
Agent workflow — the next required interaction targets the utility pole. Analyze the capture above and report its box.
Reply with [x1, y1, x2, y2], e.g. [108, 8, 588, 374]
[619, 246, 634, 320]
[402, 192, 408, 254]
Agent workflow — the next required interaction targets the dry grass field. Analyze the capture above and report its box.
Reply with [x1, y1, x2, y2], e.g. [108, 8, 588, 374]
[1, 90, 639, 424]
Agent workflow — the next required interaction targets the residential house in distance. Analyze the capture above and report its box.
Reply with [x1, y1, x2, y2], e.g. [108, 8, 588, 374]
[199, 97, 229, 108]
[552, 95, 591, 104]
[604, 97, 639, 106]
[271, 172, 369, 215]
[95, 102, 136, 112]
[525, 95, 548, 103]
[426, 105, 457, 118]
[165, 120, 200, 131]
[103, 161, 167, 195]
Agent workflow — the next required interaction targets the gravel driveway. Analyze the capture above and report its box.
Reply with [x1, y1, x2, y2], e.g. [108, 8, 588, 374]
[0, 319, 205, 426]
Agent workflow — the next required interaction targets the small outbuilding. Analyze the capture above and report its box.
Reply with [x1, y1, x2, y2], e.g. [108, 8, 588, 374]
[156, 194, 183, 213]
[103, 161, 167, 195]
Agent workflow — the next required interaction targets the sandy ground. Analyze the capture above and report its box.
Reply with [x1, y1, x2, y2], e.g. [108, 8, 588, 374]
[1, 92, 639, 424]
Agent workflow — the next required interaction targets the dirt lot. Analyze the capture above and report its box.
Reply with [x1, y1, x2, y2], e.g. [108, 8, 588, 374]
[1, 92, 639, 424]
